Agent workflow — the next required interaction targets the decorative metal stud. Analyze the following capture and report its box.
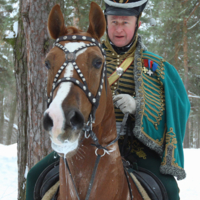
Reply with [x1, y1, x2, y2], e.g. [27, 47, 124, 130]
[82, 36, 86, 40]
[76, 80, 79, 84]
[83, 86, 86, 90]
[63, 36, 67, 39]
[72, 35, 76, 39]
[82, 78, 85, 81]
[92, 98, 96, 103]
[88, 92, 91, 97]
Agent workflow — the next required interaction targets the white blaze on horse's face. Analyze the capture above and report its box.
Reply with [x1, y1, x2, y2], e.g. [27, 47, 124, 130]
[44, 42, 87, 155]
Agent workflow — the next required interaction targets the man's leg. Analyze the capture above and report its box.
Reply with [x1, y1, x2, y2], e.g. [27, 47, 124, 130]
[26, 151, 59, 200]
[128, 142, 180, 200]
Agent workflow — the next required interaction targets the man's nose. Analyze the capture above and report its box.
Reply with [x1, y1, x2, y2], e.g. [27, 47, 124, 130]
[115, 25, 123, 32]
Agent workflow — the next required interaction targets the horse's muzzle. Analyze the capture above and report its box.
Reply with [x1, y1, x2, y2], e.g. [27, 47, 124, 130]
[43, 108, 84, 143]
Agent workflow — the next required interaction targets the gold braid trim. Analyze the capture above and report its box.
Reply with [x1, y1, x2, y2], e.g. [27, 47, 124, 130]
[161, 128, 183, 170]
[141, 125, 166, 146]
[142, 74, 161, 89]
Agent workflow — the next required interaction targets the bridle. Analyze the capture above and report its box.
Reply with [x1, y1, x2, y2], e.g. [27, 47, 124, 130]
[47, 34, 107, 123]
[47, 35, 132, 200]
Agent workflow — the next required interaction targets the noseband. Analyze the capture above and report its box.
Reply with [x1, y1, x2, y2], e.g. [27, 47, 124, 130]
[47, 35, 107, 123]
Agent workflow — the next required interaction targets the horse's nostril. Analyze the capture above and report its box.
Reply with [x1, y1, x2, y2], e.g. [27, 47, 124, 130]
[43, 113, 53, 131]
[66, 109, 84, 130]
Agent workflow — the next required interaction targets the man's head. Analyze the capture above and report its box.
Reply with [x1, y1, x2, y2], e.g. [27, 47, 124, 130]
[107, 15, 138, 47]
[104, 0, 148, 47]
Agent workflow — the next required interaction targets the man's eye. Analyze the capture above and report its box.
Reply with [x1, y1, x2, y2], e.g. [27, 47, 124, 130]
[45, 61, 51, 69]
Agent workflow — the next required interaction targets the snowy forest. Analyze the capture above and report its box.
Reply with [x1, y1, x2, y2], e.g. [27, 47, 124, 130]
[0, 0, 200, 199]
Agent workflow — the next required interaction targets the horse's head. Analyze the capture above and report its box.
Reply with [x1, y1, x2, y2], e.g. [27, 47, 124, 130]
[43, 3, 106, 157]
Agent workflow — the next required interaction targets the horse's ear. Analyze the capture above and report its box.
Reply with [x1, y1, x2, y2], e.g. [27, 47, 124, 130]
[87, 2, 106, 40]
[48, 4, 66, 39]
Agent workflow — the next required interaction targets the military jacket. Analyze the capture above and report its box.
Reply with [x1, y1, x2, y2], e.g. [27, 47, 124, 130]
[103, 35, 190, 180]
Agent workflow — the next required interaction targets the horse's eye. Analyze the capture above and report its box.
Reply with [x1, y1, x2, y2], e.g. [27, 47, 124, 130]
[45, 60, 51, 69]
[93, 58, 102, 69]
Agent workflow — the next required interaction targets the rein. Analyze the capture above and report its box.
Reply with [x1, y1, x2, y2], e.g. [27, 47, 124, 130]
[48, 35, 132, 200]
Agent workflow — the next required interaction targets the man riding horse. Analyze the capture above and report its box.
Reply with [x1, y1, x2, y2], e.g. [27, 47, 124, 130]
[26, 1, 190, 200]
[103, 0, 190, 200]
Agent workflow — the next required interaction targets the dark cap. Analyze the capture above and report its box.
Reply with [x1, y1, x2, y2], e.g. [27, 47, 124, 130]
[104, 0, 148, 16]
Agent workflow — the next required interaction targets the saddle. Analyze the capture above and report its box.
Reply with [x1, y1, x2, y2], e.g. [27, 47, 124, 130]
[34, 160, 59, 200]
[34, 159, 168, 200]
[127, 166, 168, 200]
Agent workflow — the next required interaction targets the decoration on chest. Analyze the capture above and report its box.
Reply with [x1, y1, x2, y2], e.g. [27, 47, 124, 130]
[143, 59, 158, 76]
[116, 67, 124, 76]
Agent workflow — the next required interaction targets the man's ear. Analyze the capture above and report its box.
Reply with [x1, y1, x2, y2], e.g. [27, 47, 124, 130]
[138, 21, 142, 28]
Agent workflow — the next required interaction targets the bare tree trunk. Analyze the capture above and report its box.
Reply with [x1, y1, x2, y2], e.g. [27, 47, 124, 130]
[14, 2, 28, 197]
[15, 0, 64, 199]
[182, 18, 190, 148]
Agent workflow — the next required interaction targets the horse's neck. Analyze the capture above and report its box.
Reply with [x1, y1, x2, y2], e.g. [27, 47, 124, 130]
[58, 88, 129, 199]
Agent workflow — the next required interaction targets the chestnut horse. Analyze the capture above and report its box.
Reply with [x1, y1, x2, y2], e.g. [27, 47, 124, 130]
[43, 2, 147, 200]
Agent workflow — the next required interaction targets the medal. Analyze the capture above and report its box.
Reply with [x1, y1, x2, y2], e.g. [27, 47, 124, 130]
[116, 67, 124, 76]
[147, 69, 153, 76]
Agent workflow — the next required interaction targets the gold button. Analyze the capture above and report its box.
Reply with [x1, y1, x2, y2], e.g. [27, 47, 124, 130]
[114, 82, 117, 85]
[117, 62, 120, 65]
[112, 53, 115, 56]
[137, 62, 142, 66]
[117, 59, 119, 61]
[114, 87, 116, 89]
[117, 55, 120, 58]
[137, 58, 141, 62]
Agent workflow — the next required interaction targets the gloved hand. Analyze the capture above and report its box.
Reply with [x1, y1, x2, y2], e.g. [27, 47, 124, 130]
[113, 94, 136, 115]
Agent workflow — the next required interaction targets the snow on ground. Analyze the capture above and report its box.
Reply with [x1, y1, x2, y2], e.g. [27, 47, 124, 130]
[0, 144, 17, 200]
[0, 144, 199, 200]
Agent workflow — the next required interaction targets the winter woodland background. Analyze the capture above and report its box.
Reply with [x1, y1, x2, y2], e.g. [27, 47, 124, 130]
[0, 0, 199, 199]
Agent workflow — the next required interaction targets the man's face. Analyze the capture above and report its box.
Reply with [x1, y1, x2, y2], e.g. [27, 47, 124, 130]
[107, 15, 137, 47]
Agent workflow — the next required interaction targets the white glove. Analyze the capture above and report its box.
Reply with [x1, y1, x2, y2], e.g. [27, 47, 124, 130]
[113, 94, 136, 115]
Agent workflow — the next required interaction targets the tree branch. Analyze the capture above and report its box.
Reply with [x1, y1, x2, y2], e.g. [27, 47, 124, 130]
[186, 0, 200, 23]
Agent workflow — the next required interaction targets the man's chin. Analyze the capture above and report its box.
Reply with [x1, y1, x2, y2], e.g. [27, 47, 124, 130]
[112, 38, 127, 47]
